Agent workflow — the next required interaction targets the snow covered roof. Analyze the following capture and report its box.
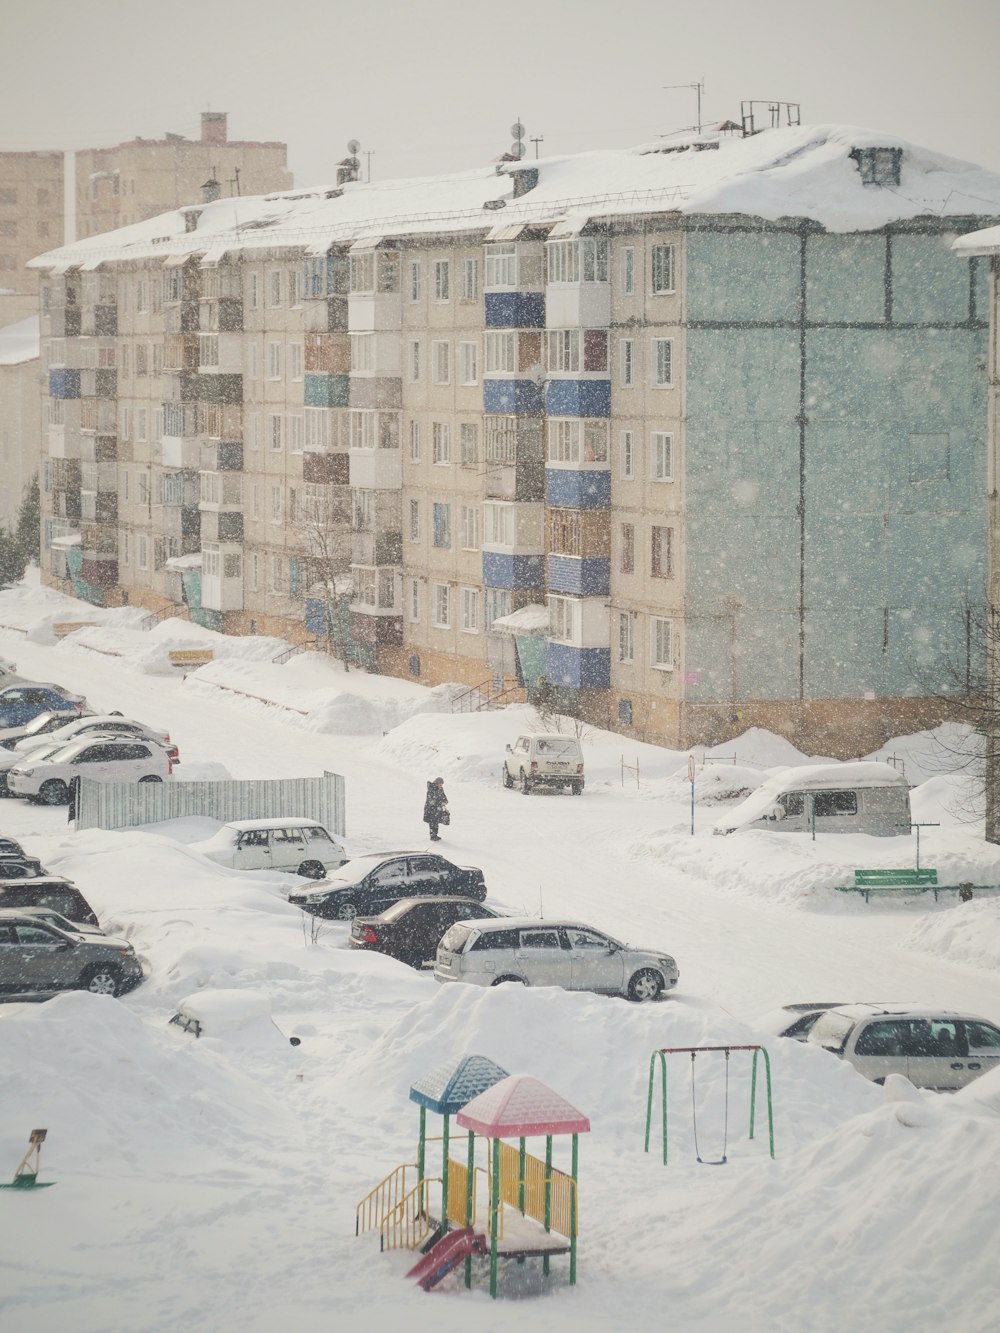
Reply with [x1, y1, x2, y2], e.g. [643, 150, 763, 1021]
[490, 604, 549, 635]
[409, 1053, 510, 1116]
[0, 315, 39, 366]
[953, 222, 1000, 256]
[29, 124, 1000, 275]
[456, 1073, 591, 1138]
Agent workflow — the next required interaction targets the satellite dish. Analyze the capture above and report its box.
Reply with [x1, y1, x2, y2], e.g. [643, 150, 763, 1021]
[509, 141, 526, 159]
[347, 139, 361, 154]
[510, 122, 525, 139]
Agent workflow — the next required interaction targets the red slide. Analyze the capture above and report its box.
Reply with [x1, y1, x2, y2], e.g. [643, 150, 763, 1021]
[406, 1228, 487, 1291]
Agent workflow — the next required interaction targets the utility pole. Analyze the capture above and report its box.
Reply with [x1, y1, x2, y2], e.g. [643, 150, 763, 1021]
[530, 135, 544, 160]
[364, 150, 374, 183]
[663, 78, 705, 134]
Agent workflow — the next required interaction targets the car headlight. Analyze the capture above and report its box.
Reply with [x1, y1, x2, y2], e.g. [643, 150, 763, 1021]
[14, 768, 30, 777]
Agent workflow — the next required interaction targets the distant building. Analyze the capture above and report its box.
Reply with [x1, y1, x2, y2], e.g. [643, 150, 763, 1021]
[0, 151, 64, 313]
[75, 113, 292, 240]
[0, 315, 41, 531]
[29, 123, 1000, 757]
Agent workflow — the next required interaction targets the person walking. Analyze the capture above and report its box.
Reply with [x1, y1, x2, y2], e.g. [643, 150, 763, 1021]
[423, 777, 449, 841]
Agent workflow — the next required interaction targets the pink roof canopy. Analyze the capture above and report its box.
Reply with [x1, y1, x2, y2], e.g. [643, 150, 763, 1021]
[455, 1074, 590, 1138]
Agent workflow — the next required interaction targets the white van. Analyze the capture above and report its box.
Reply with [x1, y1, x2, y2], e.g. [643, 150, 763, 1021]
[713, 761, 910, 837]
[502, 733, 585, 795]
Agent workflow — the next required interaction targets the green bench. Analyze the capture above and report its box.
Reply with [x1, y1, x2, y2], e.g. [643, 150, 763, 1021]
[836, 869, 998, 903]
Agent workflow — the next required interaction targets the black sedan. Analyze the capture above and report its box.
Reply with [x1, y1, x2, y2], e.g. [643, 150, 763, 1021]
[288, 852, 487, 921]
[350, 896, 503, 968]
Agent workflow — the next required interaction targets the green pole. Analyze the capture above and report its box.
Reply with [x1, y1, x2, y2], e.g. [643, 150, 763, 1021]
[464, 1131, 475, 1289]
[543, 1135, 552, 1277]
[417, 1105, 426, 1193]
[442, 1113, 450, 1231]
[570, 1132, 579, 1286]
[518, 1136, 526, 1214]
[644, 1050, 669, 1164]
[749, 1047, 776, 1159]
[490, 1137, 500, 1299]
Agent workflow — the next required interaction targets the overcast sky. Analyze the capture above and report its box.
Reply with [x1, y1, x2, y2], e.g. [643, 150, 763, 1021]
[3, 0, 1000, 191]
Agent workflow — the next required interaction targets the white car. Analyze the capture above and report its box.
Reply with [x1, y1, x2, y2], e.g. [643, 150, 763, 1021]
[193, 818, 348, 880]
[502, 733, 585, 795]
[0, 737, 75, 797]
[7, 735, 173, 804]
[9, 713, 178, 764]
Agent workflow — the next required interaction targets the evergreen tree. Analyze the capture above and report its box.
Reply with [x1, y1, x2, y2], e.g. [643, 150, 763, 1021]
[14, 475, 40, 565]
[0, 528, 26, 589]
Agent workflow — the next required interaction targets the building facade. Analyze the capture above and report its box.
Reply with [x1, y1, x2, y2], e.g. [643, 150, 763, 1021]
[31, 126, 1000, 756]
[0, 150, 64, 313]
[0, 315, 40, 531]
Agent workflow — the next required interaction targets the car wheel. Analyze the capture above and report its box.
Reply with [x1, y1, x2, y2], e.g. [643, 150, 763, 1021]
[627, 968, 664, 1002]
[335, 901, 358, 922]
[502, 766, 513, 789]
[571, 783, 583, 796]
[81, 964, 121, 997]
[39, 779, 69, 805]
[138, 775, 162, 784]
[491, 975, 527, 987]
[520, 770, 532, 795]
[0, 774, 11, 798]
[297, 860, 326, 880]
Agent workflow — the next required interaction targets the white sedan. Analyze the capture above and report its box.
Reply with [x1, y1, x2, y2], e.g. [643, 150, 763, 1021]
[7, 735, 173, 804]
[7, 712, 178, 763]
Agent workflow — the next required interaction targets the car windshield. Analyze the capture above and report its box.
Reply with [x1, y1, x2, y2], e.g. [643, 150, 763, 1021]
[810, 1011, 857, 1052]
[439, 923, 474, 952]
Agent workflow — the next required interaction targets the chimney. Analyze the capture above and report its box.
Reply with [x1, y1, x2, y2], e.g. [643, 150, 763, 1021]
[201, 112, 227, 145]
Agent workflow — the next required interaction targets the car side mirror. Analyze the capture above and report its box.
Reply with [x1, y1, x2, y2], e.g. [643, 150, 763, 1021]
[55, 941, 73, 951]
[769, 804, 785, 821]
[505, 743, 512, 752]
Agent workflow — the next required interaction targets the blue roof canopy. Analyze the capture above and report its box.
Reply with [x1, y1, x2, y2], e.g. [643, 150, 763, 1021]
[409, 1054, 509, 1116]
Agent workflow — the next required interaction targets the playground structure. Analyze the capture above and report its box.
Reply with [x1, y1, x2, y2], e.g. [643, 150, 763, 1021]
[0, 1128, 55, 1190]
[644, 1045, 775, 1165]
[356, 1055, 590, 1298]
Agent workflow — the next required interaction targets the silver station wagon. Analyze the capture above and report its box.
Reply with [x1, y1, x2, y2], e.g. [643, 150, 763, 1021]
[434, 917, 679, 1002]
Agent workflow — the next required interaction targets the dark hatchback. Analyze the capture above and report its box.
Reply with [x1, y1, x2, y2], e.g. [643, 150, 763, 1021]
[350, 896, 504, 968]
[288, 852, 487, 921]
[0, 877, 100, 927]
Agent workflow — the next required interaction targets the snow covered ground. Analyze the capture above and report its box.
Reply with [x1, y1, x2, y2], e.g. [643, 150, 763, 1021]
[1, 577, 999, 1332]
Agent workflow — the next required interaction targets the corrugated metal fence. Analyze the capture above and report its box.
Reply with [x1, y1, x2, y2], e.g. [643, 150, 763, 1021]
[75, 772, 346, 836]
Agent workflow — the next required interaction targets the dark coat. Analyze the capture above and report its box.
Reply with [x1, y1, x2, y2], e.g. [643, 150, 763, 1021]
[423, 781, 448, 824]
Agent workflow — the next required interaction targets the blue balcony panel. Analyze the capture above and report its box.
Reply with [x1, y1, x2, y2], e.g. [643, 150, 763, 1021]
[483, 379, 545, 416]
[545, 379, 611, 417]
[546, 468, 612, 509]
[49, 368, 81, 399]
[304, 372, 350, 408]
[545, 642, 611, 690]
[482, 551, 545, 590]
[547, 554, 610, 597]
[484, 291, 546, 329]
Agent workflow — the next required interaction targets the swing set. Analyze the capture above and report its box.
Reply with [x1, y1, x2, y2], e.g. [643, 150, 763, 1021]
[644, 1045, 775, 1165]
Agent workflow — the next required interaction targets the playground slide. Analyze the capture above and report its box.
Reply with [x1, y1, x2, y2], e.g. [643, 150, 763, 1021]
[406, 1228, 487, 1291]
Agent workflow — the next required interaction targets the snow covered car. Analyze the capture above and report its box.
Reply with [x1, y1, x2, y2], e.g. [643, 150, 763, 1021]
[0, 910, 143, 997]
[0, 876, 100, 926]
[193, 818, 348, 880]
[289, 852, 487, 921]
[757, 1001, 848, 1041]
[0, 683, 87, 729]
[7, 735, 173, 804]
[807, 1004, 1000, 1091]
[433, 917, 679, 1002]
[9, 712, 179, 764]
[169, 989, 301, 1045]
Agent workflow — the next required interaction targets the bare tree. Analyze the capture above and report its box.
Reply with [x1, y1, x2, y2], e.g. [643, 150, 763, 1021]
[290, 489, 354, 669]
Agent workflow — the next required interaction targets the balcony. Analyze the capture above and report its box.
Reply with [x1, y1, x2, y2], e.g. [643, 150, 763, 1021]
[199, 471, 243, 512]
[351, 529, 403, 567]
[348, 447, 401, 491]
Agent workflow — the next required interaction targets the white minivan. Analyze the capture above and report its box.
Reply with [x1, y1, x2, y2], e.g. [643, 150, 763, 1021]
[194, 818, 348, 880]
[502, 733, 585, 795]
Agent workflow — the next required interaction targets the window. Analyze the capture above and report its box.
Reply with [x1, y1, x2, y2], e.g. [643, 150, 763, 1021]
[483, 503, 514, 546]
[432, 422, 451, 464]
[271, 486, 284, 523]
[550, 508, 581, 555]
[620, 338, 634, 387]
[651, 525, 674, 578]
[548, 419, 578, 463]
[432, 341, 451, 384]
[409, 499, 420, 542]
[460, 587, 480, 633]
[581, 236, 609, 282]
[621, 246, 635, 295]
[350, 252, 374, 293]
[288, 414, 304, 454]
[137, 472, 149, 504]
[432, 503, 451, 547]
[267, 342, 282, 379]
[378, 412, 399, 451]
[268, 270, 283, 306]
[652, 337, 673, 387]
[651, 243, 675, 294]
[460, 504, 480, 549]
[136, 279, 148, 313]
[199, 334, 219, 368]
[547, 240, 578, 284]
[270, 556, 287, 593]
[350, 410, 375, 450]
[377, 252, 399, 294]
[288, 343, 303, 380]
[651, 616, 674, 669]
[408, 578, 421, 622]
[583, 329, 608, 372]
[409, 340, 421, 382]
[247, 412, 260, 452]
[351, 333, 375, 373]
[619, 611, 635, 662]
[484, 587, 511, 630]
[486, 243, 516, 287]
[463, 258, 479, 299]
[433, 260, 450, 302]
[135, 344, 148, 376]
[305, 409, 331, 451]
[120, 531, 130, 566]
[547, 330, 580, 374]
[268, 413, 283, 451]
[136, 408, 148, 442]
[459, 341, 479, 385]
[137, 534, 148, 570]
[549, 596, 577, 643]
[621, 523, 635, 574]
[409, 419, 421, 462]
[620, 430, 635, 479]
[485, 331, 515, 374]
[651, 432, 673, 481]
[813, 790, 858, 817]
[460, 422, 479, 465]
[433, 583, 451, 627]
[288, 270, 301, 307]
[409, 261, 421, 302]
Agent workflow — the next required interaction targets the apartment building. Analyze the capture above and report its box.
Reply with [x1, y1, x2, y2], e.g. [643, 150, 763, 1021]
[30, 124, 1000, 756]
[0, 315, 40, 530]
[0, 150, 64, 313]
[76, 113, 292, 240]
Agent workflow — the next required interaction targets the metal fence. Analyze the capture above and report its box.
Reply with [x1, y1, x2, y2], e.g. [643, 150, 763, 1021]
[74, 771, 346, 836]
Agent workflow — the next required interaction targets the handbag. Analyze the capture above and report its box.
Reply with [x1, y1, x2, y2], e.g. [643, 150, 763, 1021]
[439, 809, 450, 825]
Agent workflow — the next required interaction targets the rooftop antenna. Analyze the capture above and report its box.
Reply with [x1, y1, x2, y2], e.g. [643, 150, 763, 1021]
[509, 119, 526, 160]
[663, 78, 705, 134]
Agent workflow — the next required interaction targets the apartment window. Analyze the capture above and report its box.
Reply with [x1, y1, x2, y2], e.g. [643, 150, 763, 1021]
[377, 252, 399, 294]
[288, 414, 304, 454]
[459, 341, 479, 385]
[120, 344, 129, 378]
[288, 270, 301, 306]
[136, 279, 148, 312]
[651, 243, 675, 294]
[486, 243, 516, 287]
[432, 340, 451, 384]
[247, 412, 260, 451]
[409, 419, 421, 462]
[409, 500, 420, 542]
[549, 595, 577, 642]
[621, 246, 635, 295]
[248, 341, 260, 381]
[350, 410, 375, 449]
[460, 422, 479, 465]
[619, 611, 635, 663]
[137, 535, 148, 570]
[583, 329, 608, 372]
[152, 343, 162, 375]
[433, 503, 451, 548]
[268, 270, 283, 306]
[463, 258, 479, 299]
[432, 422, 451, 464]
[581, 236, 609, 282]
[651, 525, 674, 578]
[485, 331, 515, 374]
[547, 240, 578, 284]
[199, 334, 219, 368]
[48, 399, 65, 427]
[350, 252, 375, 293]
[251, 484, 259, 520]
[269, 413, 283, 451]
[434, 260, 450, 302]
[354, 489, 374, 531]
[547, 330, 580, 374]
[270, 556, 287, 593]
[248, 552, 259, 591]
[433, 583, 451, 627]
[288, 343, 303, 380]
[460, 504, 480, 550]
[550, 508, 582, 556]
[121, 470, 130, 502]
[408, 577, 421, 622]
[305, 409, 331, 451]
[409, 340, 421, 382]
[651, 616, 674, 669]
[652, 338, 673, 387]
[247, 272, 259, 308]
[483, 502, 514, 546]
[485, 587, 511, 630]
[271, 486, 284, 523]
[135, 344, 148, 376]
[351, 333, 375, 373]
[621, 523, 635, 573]
[268, 342, 282, 379]
[619, 338, 634, 387]
[651, 432, 673, 481]
[136, 408, 148, 442]
[120, 531, 130, 567]
[409, 261, 421, 302]
[620, 430, 635, 479]
[120, 407, 132, 441]
[460, 587, 480, 633]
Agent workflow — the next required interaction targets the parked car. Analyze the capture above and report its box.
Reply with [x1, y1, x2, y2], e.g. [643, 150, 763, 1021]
[0, 737, 79, 796]
[7, 735, 173, 804]
[0, 684, 87, 730]
[1, 905, 107, 938]
[0, 910, 142, 997]
[0, 709, 92, 750]
[713, 762, 910, 837]
[168, 989, 301, 1046]
[8, 713, 179, 764]
[757, 1001, 849, 1041]
[0, 854, 46, 878]
[433, 917, 679, 1002]
[193, 818, 348, 880]
[0, 877, 99, 926]
[0, 835, 32, 858]
[503, 733, 585, 795]
[289, 852, 488, 921]
[350, 896, 505, 969]
[806, 1004, 1000, 1091]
